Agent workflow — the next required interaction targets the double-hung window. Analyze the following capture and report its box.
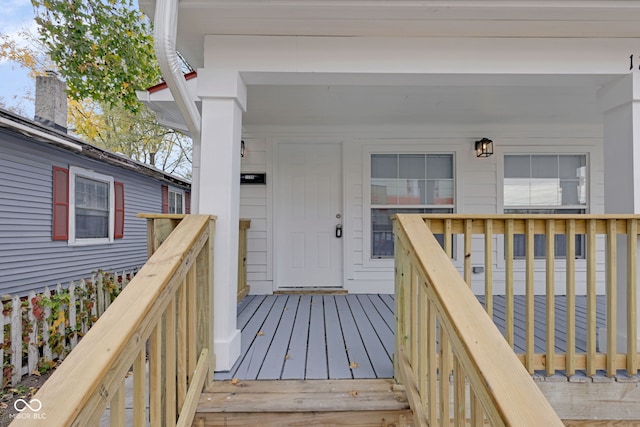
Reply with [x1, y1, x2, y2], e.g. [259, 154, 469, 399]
[503, 154, 587, 258]
[69, 167, 115, 245]
[53, 166, 124, 245]
[169, 189, 184, 214]
[370, 153, 454, 258]
[161, 185, 189, 214]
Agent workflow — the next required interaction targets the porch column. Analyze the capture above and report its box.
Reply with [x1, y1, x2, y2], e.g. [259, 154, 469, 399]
[197, 70, 247, 370]
[598, 72, 640, 352]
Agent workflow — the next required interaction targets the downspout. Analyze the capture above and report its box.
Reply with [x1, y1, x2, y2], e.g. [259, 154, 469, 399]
[153, 0, 201, 212]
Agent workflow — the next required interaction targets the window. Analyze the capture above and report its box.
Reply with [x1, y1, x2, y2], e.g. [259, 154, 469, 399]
[75, 175, 110, 238]
[370, 154, 454, 258]
[52, 166, 125, 245]
[169, 190, 184, 214]
[504, 154, 587, 258]
[161, 185, 190, 214]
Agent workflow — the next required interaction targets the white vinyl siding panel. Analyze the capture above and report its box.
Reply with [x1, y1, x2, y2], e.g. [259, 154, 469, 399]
[240, 138, 270, 286]
[237, 127, 603, 295]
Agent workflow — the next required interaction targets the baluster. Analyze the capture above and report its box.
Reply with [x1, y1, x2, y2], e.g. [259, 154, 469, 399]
[606, 219, 617, 377]
[166, 297, 177, 426]
[565, 219, 576, 376]
[546, 219, 556, 376]
[484, 219, 493, 316]
[133, 350, 146, 427]
[178, 279, 188, 413]
[464, 219, 472, 286]
[586, 218, 597, 376]
[427, 299, 437, 427]
[525, 219, 535, 374]
[505, 219, 515, 348]
[627, 218, 638, 375]
[110, 380, 125, 427]
[439, 331, 451, 426]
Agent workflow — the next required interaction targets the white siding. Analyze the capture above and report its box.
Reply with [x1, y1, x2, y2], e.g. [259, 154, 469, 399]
[240, 125, 606, 295]
[240, 138, 271, 293]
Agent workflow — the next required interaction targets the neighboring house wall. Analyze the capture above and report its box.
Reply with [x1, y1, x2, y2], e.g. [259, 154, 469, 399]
[241, 126, 606, 296]
[0, 127, 188, 295]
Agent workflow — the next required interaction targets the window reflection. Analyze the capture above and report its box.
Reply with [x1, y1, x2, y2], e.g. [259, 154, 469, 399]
[371, 153, 454, 258]
[504, 154, 587, 259]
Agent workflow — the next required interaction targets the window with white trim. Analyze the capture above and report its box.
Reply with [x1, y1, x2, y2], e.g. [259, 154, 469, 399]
[169, 189, 184, 214]
[370, 153, 454, 258]
[68, 166, 117, 245]
[503, 154, 587, 258]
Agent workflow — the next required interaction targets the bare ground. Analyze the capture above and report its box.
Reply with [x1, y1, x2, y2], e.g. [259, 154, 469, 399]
[0, 369, 55, 426]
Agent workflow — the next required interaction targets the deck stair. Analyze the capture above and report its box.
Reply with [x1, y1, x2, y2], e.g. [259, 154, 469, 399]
[193, 379, 413, 426]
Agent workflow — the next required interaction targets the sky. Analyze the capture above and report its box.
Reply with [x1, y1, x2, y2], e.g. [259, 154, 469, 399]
[0, 0, 38, 118]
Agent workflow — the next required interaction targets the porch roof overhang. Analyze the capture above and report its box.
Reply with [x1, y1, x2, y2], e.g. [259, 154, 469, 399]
[136, 72, 200, 135]
[139, 72, 618, 130]
[138, 0, 640, 70]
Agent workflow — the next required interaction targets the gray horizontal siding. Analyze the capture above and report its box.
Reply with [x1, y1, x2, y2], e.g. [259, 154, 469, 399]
[0, 128, 189, 296]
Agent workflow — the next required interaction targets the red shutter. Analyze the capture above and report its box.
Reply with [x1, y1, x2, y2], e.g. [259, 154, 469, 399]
[52, 167, 69, 240]
[114, 182, 125, 239]
[185, 191, 191, 214]
[161, 185, 169, 213]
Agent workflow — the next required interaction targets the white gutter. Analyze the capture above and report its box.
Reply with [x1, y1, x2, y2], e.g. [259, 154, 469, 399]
[0, 115, 83, 152]
[153, 0, 201, 211]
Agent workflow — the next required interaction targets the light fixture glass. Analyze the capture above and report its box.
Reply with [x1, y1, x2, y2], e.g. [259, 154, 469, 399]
[475, 138, 493, 158]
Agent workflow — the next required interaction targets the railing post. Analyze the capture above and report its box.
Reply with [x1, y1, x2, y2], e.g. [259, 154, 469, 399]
[196, 217, 216, 389]
[393, 217, 407, 384]
[238, 219, 251, 301]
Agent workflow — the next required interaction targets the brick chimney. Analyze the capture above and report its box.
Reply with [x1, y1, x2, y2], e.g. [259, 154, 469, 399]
[34, 70, 68, 133]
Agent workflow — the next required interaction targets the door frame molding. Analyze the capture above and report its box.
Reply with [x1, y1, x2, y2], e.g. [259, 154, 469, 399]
[272, 138, 345, 291]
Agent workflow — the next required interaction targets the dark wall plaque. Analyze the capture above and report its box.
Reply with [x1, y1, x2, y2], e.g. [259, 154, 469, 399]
[240, 173, 266, 184]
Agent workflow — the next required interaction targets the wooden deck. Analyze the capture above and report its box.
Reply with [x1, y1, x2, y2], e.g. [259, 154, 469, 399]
[215, 294, 395, 381]
[215, 293, 606, 381]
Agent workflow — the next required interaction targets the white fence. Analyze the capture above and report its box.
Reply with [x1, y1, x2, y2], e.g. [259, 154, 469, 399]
[0, 269, 137, 387]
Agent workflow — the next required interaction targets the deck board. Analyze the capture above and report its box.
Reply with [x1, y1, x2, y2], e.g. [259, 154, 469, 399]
[239, 294, 288, 379]
[325, 295, 353, 379]
[335, 295, 377, 378]
[258, 295, 300, 380]
[215, 293, 606, 381]
[353, 295, 395, 360]
[346, 295, 394, 378]
[281, 294, 312, 379]
[367, 294, 395, 331]
[306, 294, 329, 379]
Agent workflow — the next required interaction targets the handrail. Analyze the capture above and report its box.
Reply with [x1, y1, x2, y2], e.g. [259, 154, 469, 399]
[419, 213, 640, 377]
[138, 213, 250, 301]
[10, 214, 216, 426]
[394, 214, 563, 426]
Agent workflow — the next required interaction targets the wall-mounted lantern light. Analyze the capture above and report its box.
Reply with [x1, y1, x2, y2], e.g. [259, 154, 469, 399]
[475, 138, 493, 158]
[241, 140, 246, 158]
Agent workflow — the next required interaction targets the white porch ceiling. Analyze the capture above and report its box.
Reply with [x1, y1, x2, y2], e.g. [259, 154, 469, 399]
[241, 73, 615, 127]
[139, 1, 640, 70]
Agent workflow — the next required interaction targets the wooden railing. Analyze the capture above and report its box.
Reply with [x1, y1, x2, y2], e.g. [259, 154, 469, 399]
[141, 214, 250, 302]
[418, 214, 640, 378]
[238, 219, 251, 301]
[11, 214, 216, 426]
[394, 214, 563, 426]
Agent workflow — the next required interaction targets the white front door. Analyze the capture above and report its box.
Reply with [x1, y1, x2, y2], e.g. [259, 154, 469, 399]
[276, 142, 343, 288]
